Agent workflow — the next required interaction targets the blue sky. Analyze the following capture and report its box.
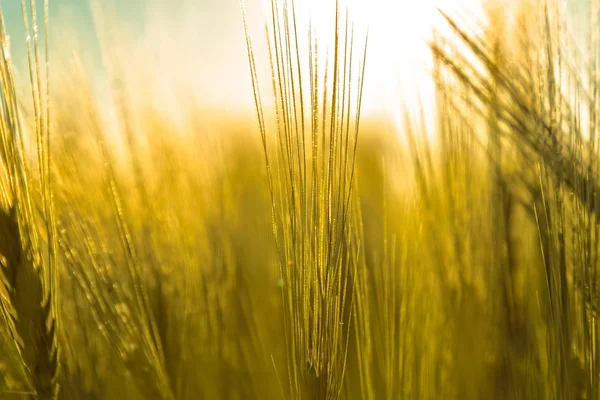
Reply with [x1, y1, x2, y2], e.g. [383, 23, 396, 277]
[2, 0, 261, 109]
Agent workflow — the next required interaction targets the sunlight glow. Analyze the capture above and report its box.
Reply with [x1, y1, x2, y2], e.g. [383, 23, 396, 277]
[277, 0, 483, 126]
[113, 0, 483, 126]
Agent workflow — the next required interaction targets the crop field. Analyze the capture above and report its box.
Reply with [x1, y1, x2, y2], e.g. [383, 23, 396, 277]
[0, 0, 599, 399]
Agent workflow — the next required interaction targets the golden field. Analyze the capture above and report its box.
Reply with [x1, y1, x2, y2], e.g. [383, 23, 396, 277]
[1, 0, 599, 399]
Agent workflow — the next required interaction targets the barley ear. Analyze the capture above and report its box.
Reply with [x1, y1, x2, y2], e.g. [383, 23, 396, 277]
[0, 1, 60, 398]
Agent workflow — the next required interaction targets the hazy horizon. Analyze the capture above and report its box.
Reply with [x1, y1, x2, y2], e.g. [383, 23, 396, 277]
[2, 0, 489, 119]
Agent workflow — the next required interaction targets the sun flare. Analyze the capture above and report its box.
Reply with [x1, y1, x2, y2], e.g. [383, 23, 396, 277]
[279, 0, 483, 120]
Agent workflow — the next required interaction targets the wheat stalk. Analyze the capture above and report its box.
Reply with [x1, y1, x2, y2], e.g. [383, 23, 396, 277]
[0, 2, 60, 398]
[241, 0, 368, 397]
